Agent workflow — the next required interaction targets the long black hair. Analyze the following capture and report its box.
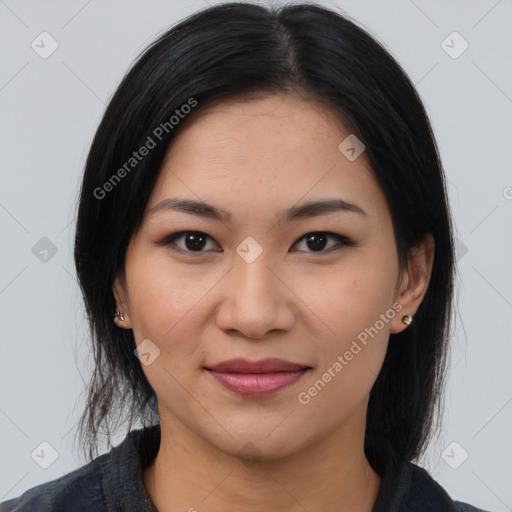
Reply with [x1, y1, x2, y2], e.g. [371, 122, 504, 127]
[73, 1, 455, 467]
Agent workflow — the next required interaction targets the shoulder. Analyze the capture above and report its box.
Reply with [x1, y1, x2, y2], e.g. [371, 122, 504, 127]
[0, 425, 159, 512]
[408, 463, 493, 512]
[372, 438, 494, 512]
[0, 453, 110, 511]
[452, 501, 493, 512]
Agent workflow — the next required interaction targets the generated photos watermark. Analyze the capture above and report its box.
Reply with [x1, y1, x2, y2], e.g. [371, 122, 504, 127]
[297, 301, 403, 405]
[93, 97, 198, 200]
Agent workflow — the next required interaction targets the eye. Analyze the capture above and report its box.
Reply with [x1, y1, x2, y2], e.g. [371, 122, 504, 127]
[159, 231, 354, 256]
[292, 232, 354, 253]
[160, 231, 221, 255]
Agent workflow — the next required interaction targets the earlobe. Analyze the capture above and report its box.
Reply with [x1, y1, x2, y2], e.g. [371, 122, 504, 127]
[113, 311, 131, 329]
[390, 233, 435, 334]
[112, 275, 132, 329]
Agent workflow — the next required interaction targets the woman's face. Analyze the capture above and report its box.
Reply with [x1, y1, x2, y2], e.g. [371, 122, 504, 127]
[113, 93, 431, 460]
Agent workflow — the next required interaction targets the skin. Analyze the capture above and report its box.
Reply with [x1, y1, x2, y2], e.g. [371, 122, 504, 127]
[113, 93, 435, 512]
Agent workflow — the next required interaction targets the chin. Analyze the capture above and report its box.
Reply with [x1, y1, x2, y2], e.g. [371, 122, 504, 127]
[206, 430, 306, 464]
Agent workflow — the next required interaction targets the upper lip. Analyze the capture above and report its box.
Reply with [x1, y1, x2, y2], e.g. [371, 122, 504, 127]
[205, 358, 311, 373]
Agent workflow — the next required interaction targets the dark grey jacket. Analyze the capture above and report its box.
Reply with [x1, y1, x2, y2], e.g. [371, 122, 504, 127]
[0, 425, 492, 511]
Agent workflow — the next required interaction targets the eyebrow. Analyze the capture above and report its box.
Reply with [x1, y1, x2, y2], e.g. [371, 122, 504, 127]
[147, 197, 367, 222]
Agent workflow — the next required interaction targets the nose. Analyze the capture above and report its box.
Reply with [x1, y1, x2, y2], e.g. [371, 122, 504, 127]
[215, 255, 296, 340]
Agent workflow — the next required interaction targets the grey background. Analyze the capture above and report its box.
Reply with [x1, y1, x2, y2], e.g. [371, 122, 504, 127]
[1, 0, 511, 510]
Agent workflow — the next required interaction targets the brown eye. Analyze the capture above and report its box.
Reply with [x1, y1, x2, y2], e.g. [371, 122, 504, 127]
[159, 230, 353, 257]
[292, 232, 353, 253]
[161, 231, 220, 254]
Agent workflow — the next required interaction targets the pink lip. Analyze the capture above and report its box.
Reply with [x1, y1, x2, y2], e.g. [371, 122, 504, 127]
[204, 358, 311, 398]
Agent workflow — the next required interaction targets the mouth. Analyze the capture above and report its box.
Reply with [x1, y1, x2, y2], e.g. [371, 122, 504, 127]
[204, 358, 312, 397]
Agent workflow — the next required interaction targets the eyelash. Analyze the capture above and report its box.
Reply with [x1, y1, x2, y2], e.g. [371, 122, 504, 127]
[158, 231, 354, 256]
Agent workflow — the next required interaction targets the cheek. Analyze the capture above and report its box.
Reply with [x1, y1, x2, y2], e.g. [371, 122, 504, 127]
[303, 257, 397, 341]
[126, 249, 210, 335]
[296, 275, 391, 422]
[125, 256, 211, 399]
[297, 256, 395, 391]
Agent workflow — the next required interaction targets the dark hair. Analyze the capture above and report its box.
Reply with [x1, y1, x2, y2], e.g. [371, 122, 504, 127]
[73, 1, 455, 467]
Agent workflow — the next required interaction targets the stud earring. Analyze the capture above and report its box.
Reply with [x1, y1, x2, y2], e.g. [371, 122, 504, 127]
[401, 314, 412, 325]
[114, 311, 125, 321]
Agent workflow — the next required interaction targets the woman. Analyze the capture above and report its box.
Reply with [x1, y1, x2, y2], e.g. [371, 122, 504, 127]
[0, 2, 493, 511]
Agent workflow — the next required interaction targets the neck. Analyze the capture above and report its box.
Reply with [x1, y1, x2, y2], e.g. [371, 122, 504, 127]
[143, 406, 382, 512]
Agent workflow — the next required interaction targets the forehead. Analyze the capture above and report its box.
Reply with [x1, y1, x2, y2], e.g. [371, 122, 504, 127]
[166, 93, 346, 154]
[147, 93, 387, 225]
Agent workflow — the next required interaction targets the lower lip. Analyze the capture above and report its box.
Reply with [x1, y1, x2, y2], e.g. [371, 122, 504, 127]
[207, 369, 309, 397]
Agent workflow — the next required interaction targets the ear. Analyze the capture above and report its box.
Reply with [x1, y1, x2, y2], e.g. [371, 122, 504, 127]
[390, 233, 435, 334]
[112, 274, 132, 329]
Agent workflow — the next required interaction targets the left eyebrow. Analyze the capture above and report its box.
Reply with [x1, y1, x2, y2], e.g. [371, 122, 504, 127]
[146, 197, 367, 223]
[284, 198, 367, 221]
